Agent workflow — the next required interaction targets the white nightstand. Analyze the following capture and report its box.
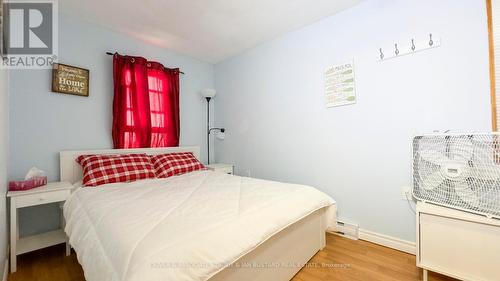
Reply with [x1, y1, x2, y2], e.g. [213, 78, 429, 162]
[207, 163, 234, 174]
[7, 181, 73, 272]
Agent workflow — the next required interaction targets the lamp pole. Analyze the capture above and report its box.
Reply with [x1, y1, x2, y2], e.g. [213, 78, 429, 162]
[201, 89, 224, 165]
[206, 97, 211, 165]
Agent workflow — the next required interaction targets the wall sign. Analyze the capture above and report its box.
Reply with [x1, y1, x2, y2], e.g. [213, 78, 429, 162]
[325, 60, 356, 107]
[52, 63, 89, 97]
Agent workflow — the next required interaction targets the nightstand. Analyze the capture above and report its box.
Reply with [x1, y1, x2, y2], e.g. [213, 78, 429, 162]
[207, 163, 234, 174]
[7, 181, 73, 272]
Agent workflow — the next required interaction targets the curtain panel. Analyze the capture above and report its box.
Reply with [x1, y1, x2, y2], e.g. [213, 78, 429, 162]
[112, 54, 180, 149]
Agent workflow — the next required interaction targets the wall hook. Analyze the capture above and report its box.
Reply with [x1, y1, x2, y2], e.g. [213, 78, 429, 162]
[378, 33, 439, 62]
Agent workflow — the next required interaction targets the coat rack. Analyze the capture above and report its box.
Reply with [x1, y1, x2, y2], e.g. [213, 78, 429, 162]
[377, 33, 440, 61]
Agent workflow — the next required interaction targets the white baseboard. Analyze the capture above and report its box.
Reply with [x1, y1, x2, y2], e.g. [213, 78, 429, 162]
[358, 229, 416, 255]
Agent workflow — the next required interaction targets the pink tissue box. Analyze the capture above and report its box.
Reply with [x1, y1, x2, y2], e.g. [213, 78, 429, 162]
[9, 176, 48, 191]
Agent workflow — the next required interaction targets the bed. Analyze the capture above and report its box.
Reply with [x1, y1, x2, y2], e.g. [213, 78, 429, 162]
[60, 147, 337, 281]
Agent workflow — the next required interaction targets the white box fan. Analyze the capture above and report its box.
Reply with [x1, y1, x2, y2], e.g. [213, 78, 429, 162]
[413, 133, 500, 219]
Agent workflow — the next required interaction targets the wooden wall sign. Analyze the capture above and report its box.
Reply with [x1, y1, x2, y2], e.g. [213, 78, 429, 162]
[52, 63, 89, 97]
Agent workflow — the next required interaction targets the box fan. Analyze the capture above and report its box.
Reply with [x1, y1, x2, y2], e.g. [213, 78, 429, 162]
[412, 133, 500, 219]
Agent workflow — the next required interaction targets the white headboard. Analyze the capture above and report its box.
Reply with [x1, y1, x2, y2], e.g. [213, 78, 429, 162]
[60, 146, 201, 184]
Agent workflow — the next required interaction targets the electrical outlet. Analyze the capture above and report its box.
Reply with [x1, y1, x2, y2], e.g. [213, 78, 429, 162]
[401, 186, 411, 200]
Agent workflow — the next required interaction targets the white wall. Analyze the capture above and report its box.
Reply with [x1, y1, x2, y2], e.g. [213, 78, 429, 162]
[0, 69, 9, 276]
[214, 0, 492, 241]
[9, 14, 214, 236]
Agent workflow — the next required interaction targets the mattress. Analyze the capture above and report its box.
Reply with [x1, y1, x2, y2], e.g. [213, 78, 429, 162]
[63, 170, 336, 281]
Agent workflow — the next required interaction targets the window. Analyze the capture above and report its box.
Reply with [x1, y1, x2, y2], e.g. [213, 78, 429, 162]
[123, 70, 137, 147]
[148, 68, 169, 147]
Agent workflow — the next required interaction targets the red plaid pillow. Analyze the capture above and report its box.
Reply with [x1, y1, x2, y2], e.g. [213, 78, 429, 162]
[76, 154, 156, 187]
[150, 152, 205, 178]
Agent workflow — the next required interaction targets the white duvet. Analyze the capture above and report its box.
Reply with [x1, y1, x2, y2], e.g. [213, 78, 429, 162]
[64, 170, 336, 281]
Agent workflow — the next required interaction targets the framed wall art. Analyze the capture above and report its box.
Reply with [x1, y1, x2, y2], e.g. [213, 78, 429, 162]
[52, 63, 89, 97]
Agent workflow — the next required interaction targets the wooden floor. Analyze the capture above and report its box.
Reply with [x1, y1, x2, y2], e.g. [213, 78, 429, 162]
[9, 233, 456, 281]
[292, 234, 455, 281]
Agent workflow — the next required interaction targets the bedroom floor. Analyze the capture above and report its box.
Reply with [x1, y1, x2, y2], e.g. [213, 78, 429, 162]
[8, 233, 455, 281]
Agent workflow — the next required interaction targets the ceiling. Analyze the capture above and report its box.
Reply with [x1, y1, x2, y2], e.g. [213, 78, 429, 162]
[60, 0, 362, 63]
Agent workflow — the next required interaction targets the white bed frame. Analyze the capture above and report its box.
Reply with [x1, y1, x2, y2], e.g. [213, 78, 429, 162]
[60, 147, 328, 281]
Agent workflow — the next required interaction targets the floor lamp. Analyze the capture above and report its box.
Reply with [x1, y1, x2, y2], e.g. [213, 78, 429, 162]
[201, 89, 225, 165]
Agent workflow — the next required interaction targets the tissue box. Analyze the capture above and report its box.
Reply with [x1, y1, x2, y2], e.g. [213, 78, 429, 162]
[9, 176, 48, 191]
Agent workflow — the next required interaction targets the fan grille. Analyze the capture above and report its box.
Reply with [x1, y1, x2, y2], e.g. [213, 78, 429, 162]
[413, 134, 500, 218]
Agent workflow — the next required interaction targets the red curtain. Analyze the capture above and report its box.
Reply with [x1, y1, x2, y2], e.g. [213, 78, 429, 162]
[112, 54, 180, 149]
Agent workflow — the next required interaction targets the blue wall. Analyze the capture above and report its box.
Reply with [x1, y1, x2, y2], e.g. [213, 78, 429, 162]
[9, 14, 214, 236]
[214, 0, 492, 242]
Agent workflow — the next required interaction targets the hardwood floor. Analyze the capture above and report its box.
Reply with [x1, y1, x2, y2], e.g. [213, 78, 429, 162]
[292, 234, 455, 281]
[8, 244, 83, 281]
[9, 233, 456, 281]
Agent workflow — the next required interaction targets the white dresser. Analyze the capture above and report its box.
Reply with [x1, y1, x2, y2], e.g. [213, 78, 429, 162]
[416, 202, 500, 281]
[207, 163, 234, 174]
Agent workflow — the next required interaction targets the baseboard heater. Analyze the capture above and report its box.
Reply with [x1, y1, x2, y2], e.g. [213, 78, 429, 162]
[333, 221, 359, 240]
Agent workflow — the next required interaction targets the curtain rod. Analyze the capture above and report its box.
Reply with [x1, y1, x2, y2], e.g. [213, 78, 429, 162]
[105, 52, 185, 75]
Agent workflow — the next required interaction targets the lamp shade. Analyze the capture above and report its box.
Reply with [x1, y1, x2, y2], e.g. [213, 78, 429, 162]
[216, 131, 225, 140]
[201, 89, 216, 98]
